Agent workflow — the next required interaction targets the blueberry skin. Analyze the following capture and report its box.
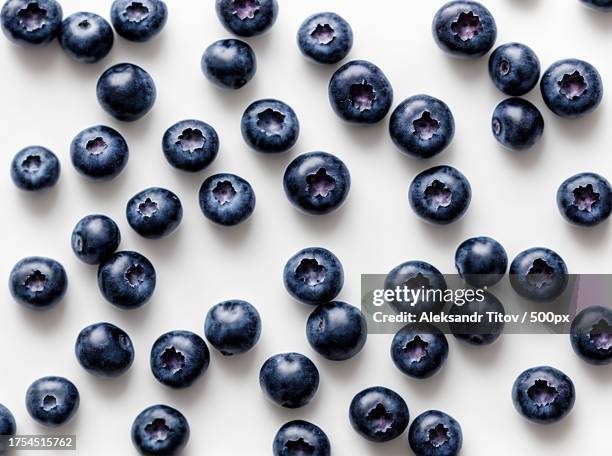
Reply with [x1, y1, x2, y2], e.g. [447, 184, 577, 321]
[306, 301, 367, 361]
[391, 323, 449, 379]
[1, 0, 62, 46]
[162, 119, 219, 172]
[540, 59, 603, 118]
[449, 291, 505, 345]
[96, 63, 156, 122]
[70, 125, 129, 180]
[512, 366, 575, 424]
[110, 0, 167, 42]
[0, 403, 16, 453]
[126, 187, 183, 239]
[509, 247, 568, 302]
[455, 236, 508, 287]
[297, 12, 353, 64]
[25, 376, 79, 427]
[409, 165, 471, 225]
[389, 95, 455, 159]
[259, 353, 319, 409]
[273, 420, 330, 456]
[198, 173, 256, 226]
[570, 306, 612, 365]
[59, 12, 113, 64]
[432, 1, 496, 58]
[201, 39, 256, 89]
[97, 251, 156, 309]
[10, 146, 60, 191]
[488, 43, 540, 96]
[581, 0, 612, 9]
[385, 261, 447, 314]
[215, 0, 278, 37]
[328, 60, 393, 124]
[204, 300, 262, 356]
[556, 172, 612, 227]
[283, 247, 344, 306]
[283, 151, 350, 215]
[150, 330, 210, 389]
[131, 404, 189, 455]
[408, 410, 463, 456]
[241, 99, 300, 153]
[492, 98, 544, 151]
[9, 256, 67, 310]
[71, 214, 121, 265]
[75, 322, 134, 377]
[349, 386, 409, 442]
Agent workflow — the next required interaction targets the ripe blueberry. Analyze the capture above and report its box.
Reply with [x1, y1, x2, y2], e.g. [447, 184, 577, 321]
[389, 95, 455, 159]
[297, 12, 353, 64]
[385, 260, 447, 314]
[273, 420, 330, 456]
[215, 0, 278, 37]
[454, 236, 507, 287]
[390, 323, 449, 379]
[75, 322, 134, 377]
[1, 0, 62, 46]
[25, 376, 79, 427]
[509, 247, 568, 302]
[205, 300, 262, 356]
[283, 247, 344, 305]
[349, 386, 409, 442]
[556, 172, 612, 227]
[70, 125, 129, 180]
[11, 146, 60, 191]
[283, 151, 350, 215]
[570, 305, 612, 365]
[59, 12, 114, 63]
[488, 43, 540, 96]
[408, 410, 463, 456]
[492, 98, 544, 151]
[9, 256, 67, 309]
[449, 291, 505, 345]
[201, 38, 256, 89]
[126, 187, 183, 239]
[259, 352, 319, 408]
[198, 173, 256, 226]
[110, 0, 167, 42]
[131, 404, 190, 455]
[71, 214, 121, 265]
[162, 119, 219, 172]
[241, 99, 299, 153]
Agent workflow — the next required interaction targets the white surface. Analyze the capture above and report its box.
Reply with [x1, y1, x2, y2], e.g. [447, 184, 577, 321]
[1, 0, 612, 454]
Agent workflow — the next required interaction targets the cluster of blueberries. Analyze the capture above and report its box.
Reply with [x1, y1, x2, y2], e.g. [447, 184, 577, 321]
[2, 0, 612, 454]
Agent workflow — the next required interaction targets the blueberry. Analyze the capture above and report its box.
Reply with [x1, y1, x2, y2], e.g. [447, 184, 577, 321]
[201, 39, 256, 89]
[259, 352, 319, 408]
[9, 256, 67, 310]
[241, 99, 300, 153]
[110, 0, 167, 42]
[131, 404, 189, 455]
[454, 236, 508, 287]
[198, 173, 256, 226]
[97, 250, 156, 309]
[432, 1, 497, 58]
[570, 305, 612, 365]
[306, 301, 367, 361]
[1, 0, 62, 46]
[509, 247, 568, 302]
[150, 330, 210, 389]
[126, 187, 183, 239]
[204, 299, 262, 356]
[59, 12, 113, 63]
[511, 366, 575, 424]
[215, 0, 278, 37]
[75, 322, 134, 377]
[10, 146, 60, 191]
[273, 420, 331, 456]
[492, 98, 544, 151]
[25, 376, 79, 427]
[162, 119, 219, 172]
[488, 43, 540, 96]
[283, 151, 350, 215]
[389, 95, 455, 159]
[328, 60, 393, 124]
[408, 410, 463, 456]
[385, 261, 447, 314]
[580, 0, 612, 9]
[390, 323, 448, 379]
[348, 386, 409, 442]
[540, 59, 603, 118]
[70, 125, 129, 180]
[0, 403, 16, 453]
[297, 12, 353, 64]
[71, 214, 121, 265]
[283, 247, 344, 306]
[96, 63, 156, 122]
[556, 172, 612, 227]
[449, 291, 505, 345]
[409, 165, 471, 225]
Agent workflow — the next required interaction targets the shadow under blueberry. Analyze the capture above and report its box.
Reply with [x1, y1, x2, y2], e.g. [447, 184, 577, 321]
[83, 365, 135, 398]
[517, 408, 575, 443]
[15, 292, 67, 330]
[549, 108, 604, 143]
[6, 39, 63, 72]
[14, 183, 61, 216]
[286, 197, 351, 235]
[561, 219, 610, 249]
[336, 117, 389, 151]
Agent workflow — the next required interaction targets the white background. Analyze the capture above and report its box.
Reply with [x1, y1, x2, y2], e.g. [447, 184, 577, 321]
[1, 0, 612, 454]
